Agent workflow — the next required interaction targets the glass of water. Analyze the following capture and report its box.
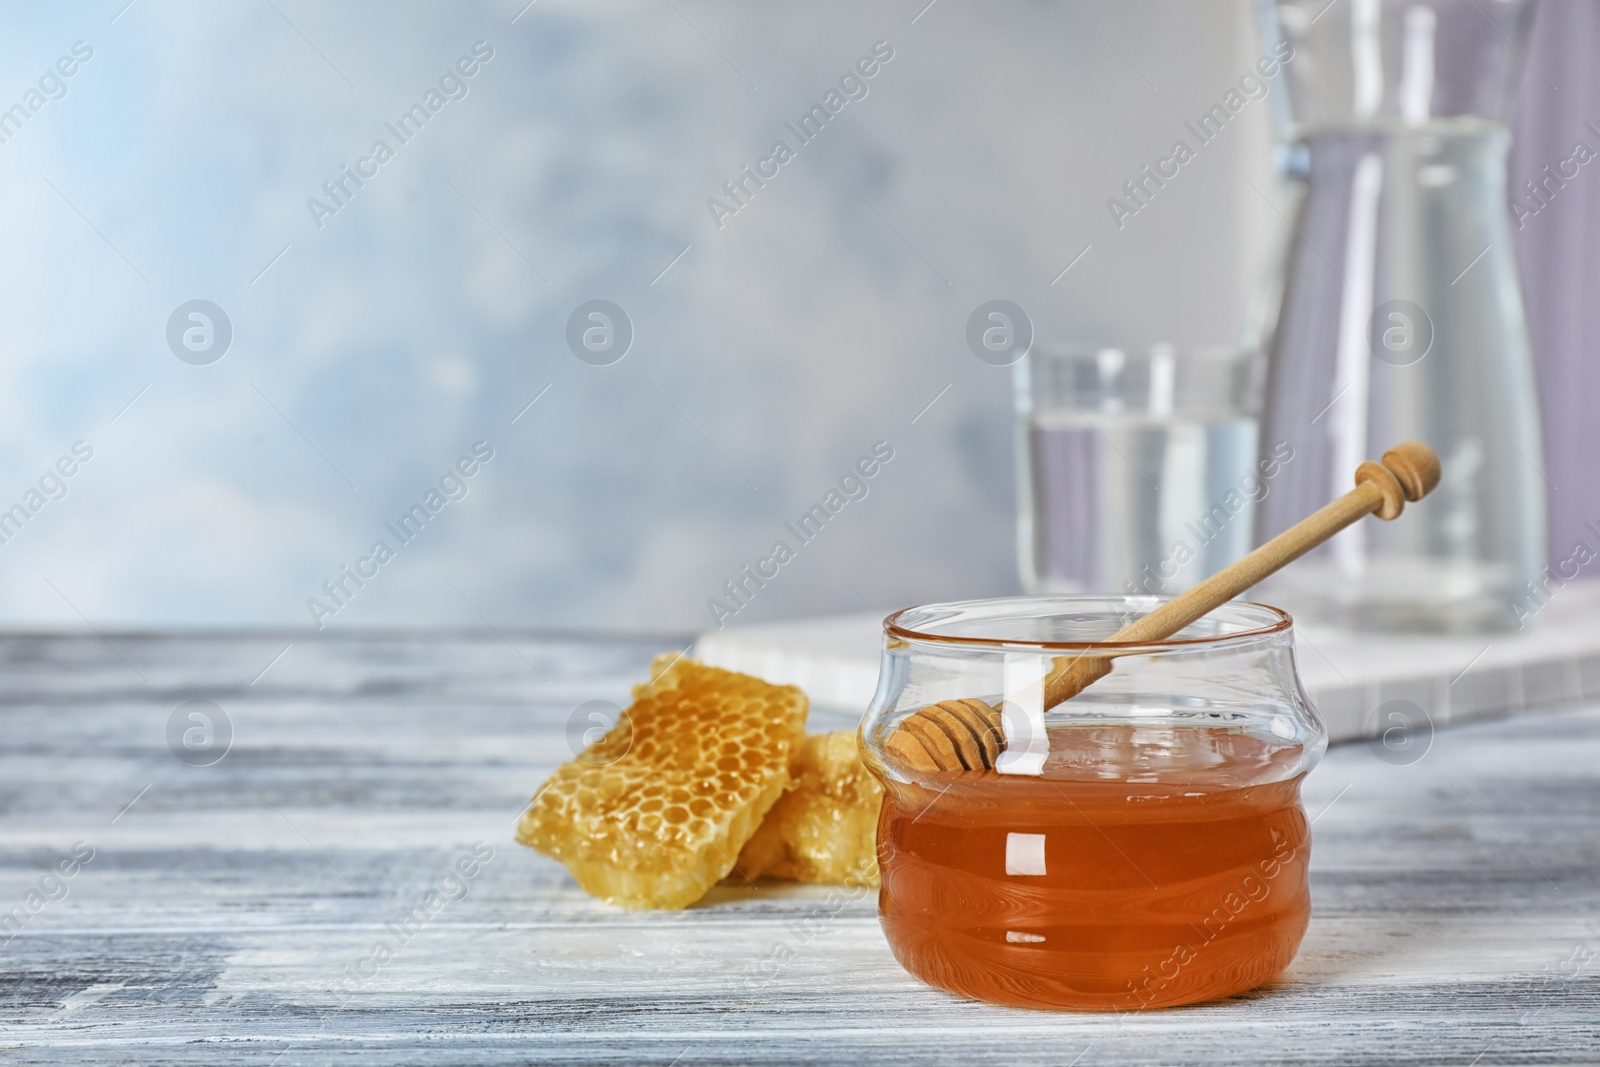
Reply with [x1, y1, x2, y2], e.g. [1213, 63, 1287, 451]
[1017, 345, 1268, 596]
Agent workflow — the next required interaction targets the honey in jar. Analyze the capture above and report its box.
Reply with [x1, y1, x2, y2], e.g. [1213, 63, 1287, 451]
[859, 597, 1327, 1011]
[878, 724, 1310, 1010]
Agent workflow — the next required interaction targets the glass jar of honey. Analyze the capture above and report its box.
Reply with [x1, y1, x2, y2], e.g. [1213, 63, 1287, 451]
[858, 596, 1326, 1012]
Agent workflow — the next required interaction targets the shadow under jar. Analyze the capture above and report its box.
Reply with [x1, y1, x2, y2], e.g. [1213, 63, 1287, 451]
[858, 596, 1326, 1011]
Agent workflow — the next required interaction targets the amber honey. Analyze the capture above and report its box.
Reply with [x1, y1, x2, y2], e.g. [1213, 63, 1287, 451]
[876, 724, 1311, 1011]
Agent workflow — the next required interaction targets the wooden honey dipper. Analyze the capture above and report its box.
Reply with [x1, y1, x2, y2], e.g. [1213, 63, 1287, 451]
[885, 440, 1443, 774]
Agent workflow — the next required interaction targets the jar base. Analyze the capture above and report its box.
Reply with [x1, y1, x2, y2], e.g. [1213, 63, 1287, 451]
[881, 912, 1309, 1012]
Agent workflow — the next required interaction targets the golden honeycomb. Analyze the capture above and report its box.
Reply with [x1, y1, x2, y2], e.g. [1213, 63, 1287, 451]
[516, 655, 807, 910]
[734, 730, 883, 887]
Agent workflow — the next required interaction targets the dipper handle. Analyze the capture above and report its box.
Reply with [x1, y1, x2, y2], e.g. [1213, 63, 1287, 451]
[882, 442, 1441, 775]
[1040, 440, 1440, 707]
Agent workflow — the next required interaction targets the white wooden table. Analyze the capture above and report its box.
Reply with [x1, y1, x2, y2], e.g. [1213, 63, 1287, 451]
[1, 632, 1596, 1065]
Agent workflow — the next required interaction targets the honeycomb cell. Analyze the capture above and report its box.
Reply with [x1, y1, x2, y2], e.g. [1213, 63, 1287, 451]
[517, 655, 807, 910]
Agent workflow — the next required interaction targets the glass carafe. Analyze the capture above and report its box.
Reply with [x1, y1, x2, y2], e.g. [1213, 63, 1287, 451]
[1252, 0, 1545, 631]
[858, 595, 1326, 1011]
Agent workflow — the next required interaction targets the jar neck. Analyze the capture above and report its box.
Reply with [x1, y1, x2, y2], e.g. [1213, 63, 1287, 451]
[1269, 0, 1536, 130]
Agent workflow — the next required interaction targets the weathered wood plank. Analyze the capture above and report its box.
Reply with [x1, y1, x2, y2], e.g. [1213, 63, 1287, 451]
[0, 633, 1595, 1065]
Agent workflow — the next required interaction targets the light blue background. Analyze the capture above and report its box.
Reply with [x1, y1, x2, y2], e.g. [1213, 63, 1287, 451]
[0, 0, 1278, 633]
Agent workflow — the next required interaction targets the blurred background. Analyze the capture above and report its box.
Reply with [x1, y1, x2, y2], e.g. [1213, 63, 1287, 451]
[0, 0, 1591, 634]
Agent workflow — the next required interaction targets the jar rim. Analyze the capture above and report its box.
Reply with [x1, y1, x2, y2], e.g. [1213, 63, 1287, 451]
[883, 595, 1293, 651]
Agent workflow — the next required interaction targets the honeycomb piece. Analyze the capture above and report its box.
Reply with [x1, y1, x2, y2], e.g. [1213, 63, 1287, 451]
[734, 730, 884, 887]
[517, 655, 807, 910]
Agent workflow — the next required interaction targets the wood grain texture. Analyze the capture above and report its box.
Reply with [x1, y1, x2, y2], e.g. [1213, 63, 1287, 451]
[0, 632, 1596, 1065]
